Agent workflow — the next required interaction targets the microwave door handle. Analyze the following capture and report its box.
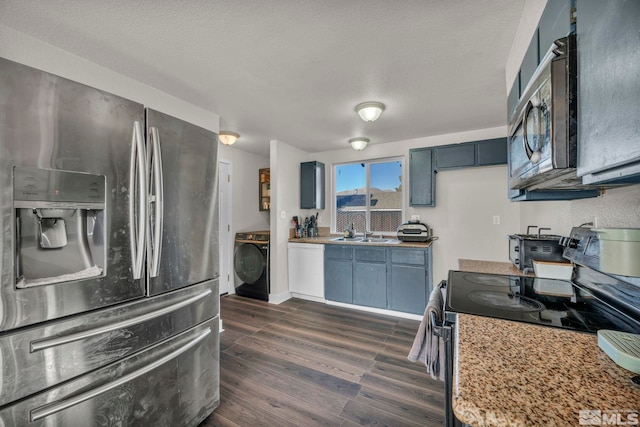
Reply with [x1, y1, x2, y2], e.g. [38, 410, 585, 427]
[149, 127, 164, 278]
[129, 121, 148, 280]
[522, 101, 542, 164]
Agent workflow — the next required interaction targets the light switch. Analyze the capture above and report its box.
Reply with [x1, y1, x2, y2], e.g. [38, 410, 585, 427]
[280, 210, 286, 219]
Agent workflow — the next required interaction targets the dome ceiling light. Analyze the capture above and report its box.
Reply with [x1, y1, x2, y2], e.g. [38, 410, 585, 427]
[219, 131, 239, 145]
[349, 137, 369, 151]
[355, 101, 385, 122]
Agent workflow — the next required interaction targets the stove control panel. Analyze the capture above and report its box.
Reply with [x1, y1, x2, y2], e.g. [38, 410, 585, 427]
[562, 226, 599, 270]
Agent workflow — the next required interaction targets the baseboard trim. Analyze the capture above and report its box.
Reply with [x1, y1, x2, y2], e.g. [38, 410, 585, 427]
[290, 292, 326, 303]
[268, 291, 292, 305]
[325, 300, 422, 321]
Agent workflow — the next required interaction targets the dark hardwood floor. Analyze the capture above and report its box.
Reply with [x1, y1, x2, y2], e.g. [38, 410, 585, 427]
[200, 295, 444, 426]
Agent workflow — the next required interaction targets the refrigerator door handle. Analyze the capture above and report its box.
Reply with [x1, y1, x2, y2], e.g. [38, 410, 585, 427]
[148, 126, 164, 278]
[29, 327, 212, 422]
[129, 121, 148, 280]
[29, 288, 212, 352]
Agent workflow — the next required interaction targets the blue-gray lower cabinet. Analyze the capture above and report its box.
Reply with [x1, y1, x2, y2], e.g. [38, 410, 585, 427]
[324, 245, 353, 303]
[353, 247, 387, 309]
[387, 247, 432, 315]
[324, 244, 432, 315]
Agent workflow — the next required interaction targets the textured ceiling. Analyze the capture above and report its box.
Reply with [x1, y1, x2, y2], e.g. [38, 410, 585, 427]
[0, 0, 526, 157]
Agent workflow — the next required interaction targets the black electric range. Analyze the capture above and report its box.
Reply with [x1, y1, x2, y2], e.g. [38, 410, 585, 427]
[444, 270, 640, 334]
[437, 226, 640, 427]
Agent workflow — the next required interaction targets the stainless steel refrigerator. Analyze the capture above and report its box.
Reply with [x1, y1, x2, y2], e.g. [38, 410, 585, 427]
[0, 57, 220, 426]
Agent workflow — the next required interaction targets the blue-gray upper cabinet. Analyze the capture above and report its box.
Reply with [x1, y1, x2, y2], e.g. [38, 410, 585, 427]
[409, 148, 435, 207]
[520, 28, 539, 93]
[576, 0, 640, 185]
[324, 245, 353, 303]
[300, 161, 325, 209]
[353, 247, 387, 309]
[436, 138, 508, 170]
[387, 247, 432, 315]
[507, 71, 520, 123]
[539, 0, 573, 55]
[436, 143, 475, 169]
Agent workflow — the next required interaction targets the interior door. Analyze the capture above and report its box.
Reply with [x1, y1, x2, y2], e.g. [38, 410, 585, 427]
[145, 109, 219, 295]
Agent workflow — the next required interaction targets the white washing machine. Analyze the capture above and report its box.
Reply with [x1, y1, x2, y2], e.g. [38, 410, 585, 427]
[233, 230, 270, 301]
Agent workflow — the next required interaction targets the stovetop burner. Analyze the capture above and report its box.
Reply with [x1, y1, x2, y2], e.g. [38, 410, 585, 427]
[461, 274, 511, 287]
[467, 291, 546, 312]
[445, 271, 640, 334]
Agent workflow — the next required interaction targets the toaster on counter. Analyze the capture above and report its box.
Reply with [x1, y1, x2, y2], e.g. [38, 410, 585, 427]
[397, 221, 431, 242]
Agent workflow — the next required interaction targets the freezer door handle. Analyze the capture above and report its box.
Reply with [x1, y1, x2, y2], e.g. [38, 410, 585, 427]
[30, 289, 212, 352]
[148, 126, 164, 278]
[30, 327, 212, 422]
[129, 121, 148, 280]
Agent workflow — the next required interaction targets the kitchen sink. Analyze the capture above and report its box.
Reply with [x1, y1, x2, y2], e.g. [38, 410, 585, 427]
[360, 238, 401, 244]
[330, 236, 400, 244]
[330, 236, 364, 242]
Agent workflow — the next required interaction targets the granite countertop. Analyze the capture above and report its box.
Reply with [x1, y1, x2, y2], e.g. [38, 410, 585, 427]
[454, 314, 640, 427]
[458, 258, 533, 276]
[289, 235, 433, 249]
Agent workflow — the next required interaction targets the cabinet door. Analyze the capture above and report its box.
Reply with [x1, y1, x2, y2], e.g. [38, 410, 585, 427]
[409, 148, 435, 207]
[476, 138, 507, 166]
[324, 259, 353, 303]
[538, 0, 572, 55]
[507, 72, 520, 123]
[436, 143, 475, 169]
[300, 161, 325, 209]
[388, 265, 428, 315]
[353, 262, 386, 309]
[577, 0, 640, 184]
[520, 28, 539, 93]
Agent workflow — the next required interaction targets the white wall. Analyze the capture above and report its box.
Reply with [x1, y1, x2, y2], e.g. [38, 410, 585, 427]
[269, 140, 310, 300]
[218, 145, 270, 234]
[0, 25, 218, 132]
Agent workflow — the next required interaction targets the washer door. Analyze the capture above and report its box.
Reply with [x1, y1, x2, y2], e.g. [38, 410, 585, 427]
[234, 244, 266, 284]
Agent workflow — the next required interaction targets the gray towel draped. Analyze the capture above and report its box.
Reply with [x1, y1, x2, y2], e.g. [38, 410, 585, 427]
[407, 286, 445, 381]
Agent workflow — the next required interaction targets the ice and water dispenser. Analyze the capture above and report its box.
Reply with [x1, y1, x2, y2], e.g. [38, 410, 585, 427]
[14, 167, 106, 287]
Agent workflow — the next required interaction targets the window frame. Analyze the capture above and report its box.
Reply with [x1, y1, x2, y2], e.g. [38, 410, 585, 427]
[332, 156, 405, 236]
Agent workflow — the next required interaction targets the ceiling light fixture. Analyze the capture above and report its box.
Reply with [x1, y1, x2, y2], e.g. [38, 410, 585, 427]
[219, 131, 239, 145]
[355, 101, 385, 122]
[349, 137, 369, 151]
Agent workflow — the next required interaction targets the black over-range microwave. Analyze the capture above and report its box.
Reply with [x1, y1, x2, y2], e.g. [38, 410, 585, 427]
[508, 35, 593, 192]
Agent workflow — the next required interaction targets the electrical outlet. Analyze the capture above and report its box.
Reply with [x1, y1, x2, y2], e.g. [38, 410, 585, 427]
[280, 210, 286, 219]
[411, 215, 420, 221]
[493, 215, 500, 225]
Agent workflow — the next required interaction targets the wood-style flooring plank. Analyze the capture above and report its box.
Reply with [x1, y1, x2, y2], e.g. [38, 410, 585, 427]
[202, 295, 444, 427]
[233, 334, 367, 382]
[340, 399, 426, 427]
[224, 342, 362, 398]
[221, 362, 345, 426]
[220, 351, 349, 415]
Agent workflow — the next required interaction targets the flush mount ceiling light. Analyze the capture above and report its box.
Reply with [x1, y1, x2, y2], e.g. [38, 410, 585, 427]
[349, 137, 369, 151]
[218, 131, 239, 145]
[355, 101, 385, 122]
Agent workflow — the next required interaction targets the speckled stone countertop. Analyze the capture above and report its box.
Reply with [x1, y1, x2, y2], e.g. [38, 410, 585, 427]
[289, 236, 432, 249]
[458, 259, 532, 276]
[453, 314, 640, 427]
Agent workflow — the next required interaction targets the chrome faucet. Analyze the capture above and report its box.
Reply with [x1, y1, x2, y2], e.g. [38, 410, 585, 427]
[350, 212, 371, 239]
